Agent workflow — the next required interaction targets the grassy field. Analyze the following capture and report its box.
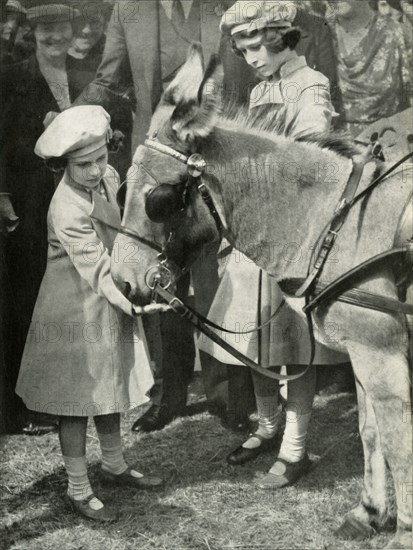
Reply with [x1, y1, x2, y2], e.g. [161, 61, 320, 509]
[0, 375, 397, 550]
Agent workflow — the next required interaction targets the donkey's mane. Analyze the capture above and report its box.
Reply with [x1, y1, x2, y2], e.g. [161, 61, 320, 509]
[221, 102, 357, 159]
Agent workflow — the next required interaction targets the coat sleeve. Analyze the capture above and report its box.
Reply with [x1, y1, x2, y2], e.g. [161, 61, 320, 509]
[73, 1, 128, 110]
[287, 84, 335, 139]
[50, 200, 133, 316]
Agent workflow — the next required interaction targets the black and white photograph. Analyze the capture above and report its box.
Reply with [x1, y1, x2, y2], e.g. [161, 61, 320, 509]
[0, 1, 412, 548]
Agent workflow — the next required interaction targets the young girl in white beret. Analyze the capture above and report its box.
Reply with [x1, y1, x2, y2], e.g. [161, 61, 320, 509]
[16, 105, 162, 521]
[205, 0, 346, 488]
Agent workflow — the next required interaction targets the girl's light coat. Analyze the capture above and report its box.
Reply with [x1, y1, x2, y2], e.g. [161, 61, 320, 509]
[16, 166, 153, 416]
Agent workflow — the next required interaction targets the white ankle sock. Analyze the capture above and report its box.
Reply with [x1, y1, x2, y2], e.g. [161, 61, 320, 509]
[97, 431, 128, 475]
[243, 395, 280, 450]
[63, 455, 95, 502]
[278, 410, 312, 462]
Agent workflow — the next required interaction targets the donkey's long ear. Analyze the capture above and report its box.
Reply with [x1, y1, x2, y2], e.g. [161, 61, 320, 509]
[164, 43, 205, 106]
[170, 51, 223, 143]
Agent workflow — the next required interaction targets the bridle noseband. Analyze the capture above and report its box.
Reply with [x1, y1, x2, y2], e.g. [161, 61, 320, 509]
[117, 138, 223, 292]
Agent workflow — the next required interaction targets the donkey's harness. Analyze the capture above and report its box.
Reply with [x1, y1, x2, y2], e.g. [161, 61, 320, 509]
[118, 136, 413, 380]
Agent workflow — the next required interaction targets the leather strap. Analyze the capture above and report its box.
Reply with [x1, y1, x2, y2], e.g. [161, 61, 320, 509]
[153, 284, 310, 382]
[295, 161, 365, 297]
[296, 151, 413, 298]
[278, 244, 413, 315]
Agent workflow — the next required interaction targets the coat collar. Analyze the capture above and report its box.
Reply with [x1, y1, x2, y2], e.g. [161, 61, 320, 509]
[250, 56, 308, 108]
[90, 189, 121, 232]
[62, 170, 122, 231]
[279, 55, 307, 80]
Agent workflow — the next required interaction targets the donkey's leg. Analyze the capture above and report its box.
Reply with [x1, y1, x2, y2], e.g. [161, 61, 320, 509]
[347, 344, 412, 547]
[335, 376, 388, 540]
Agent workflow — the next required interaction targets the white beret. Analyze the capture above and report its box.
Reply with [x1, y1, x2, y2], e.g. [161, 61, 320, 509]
[35, 106, 112, 160]
[220, 1, 297, 37]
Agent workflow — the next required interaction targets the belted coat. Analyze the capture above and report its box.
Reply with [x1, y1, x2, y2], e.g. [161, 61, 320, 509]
[16, 166, 153, 416]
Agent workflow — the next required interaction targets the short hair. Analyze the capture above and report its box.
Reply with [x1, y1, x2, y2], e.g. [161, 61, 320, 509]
[45, 156, 67, 173]
[231, 26, 302, 57]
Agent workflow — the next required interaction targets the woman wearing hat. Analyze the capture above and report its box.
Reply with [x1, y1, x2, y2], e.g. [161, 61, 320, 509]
[203, 0, 346, 488]
[0, 1, 85, 434]
[15, 105, 162, 521]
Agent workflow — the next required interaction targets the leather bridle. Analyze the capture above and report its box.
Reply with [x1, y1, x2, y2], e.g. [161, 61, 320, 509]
[117, 138, 223, 292]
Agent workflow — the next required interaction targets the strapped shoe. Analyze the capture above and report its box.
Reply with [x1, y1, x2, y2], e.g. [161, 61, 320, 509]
[67, 494, 117, 522]
[256, 453, 312, 489]
[226, 433, 278, 466]
[101, 466, 163, 489]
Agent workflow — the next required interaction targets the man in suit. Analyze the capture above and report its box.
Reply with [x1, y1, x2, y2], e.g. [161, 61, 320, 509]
[75, 0, 257, 432]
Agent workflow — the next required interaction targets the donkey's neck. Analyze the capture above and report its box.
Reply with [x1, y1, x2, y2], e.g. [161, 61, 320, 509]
[201, 122, 353, 280]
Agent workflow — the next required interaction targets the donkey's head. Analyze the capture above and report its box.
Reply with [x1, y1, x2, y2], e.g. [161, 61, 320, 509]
[112, 44, 225, 304]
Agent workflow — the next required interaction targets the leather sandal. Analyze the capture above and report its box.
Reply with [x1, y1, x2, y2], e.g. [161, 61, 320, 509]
[67, 494, 117, 522]
[256, 453, 312, 489]
[101, 466, 163, 489]
[226, 433, 278, 466]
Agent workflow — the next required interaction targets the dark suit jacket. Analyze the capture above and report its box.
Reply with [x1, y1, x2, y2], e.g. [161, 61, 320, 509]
[75, 0, 250, 150]
[0, 55, 80, 197]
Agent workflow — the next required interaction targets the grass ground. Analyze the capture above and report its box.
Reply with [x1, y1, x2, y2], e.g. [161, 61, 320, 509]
[0, 374, 397, 550]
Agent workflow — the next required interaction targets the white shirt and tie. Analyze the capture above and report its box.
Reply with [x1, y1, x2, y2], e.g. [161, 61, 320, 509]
[160, 0, 194, 20]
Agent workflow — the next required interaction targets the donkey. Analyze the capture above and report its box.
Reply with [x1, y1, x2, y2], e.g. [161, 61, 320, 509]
[111, 45, 412, 548]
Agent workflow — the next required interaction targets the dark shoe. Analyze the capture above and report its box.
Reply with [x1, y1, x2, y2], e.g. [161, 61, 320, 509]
[131, 404, 182, 433]
[22, 421, 58, 436]
[256, 453, 312, 489]
[226, 433, 278, 465]
[67, 494, 117, 522]
[220, 413, 254, 434]
[101, 466, 163, 489]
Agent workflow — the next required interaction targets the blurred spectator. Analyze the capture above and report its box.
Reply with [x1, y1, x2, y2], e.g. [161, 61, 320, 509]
[0, 1, 83, 434]
[67, 0, 134, 180]
[401, 0, 413, 25]
[302, 0, 328, 16]
[329, 0, 411, 137]
[370, 0, 412, 76]
[0, 0, 34, 64]
[375, 0, 405, 19]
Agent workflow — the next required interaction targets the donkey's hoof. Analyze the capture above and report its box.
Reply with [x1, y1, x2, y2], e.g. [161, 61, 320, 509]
[335, 515, 375, 540]
[385, 529, 412, 549]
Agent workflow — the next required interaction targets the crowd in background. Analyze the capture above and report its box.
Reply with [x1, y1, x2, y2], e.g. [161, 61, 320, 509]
[0, 0, 412, 436]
